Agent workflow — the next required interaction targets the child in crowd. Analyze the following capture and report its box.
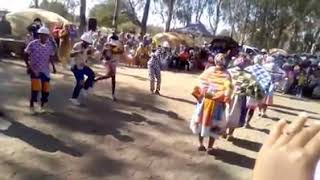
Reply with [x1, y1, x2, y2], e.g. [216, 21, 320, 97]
[296, 70, 307, 98]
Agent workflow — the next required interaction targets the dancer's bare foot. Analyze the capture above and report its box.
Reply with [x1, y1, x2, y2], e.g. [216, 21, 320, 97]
[253, 113, 320, 180]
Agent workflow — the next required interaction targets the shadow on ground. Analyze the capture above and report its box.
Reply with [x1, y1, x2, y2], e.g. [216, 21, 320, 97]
[270, 104, 319, 115]
[0, 114, 82, 157]
[160, 94, 196, 106]
[211, 149, 256, 169]
[230, 137, 263, 152]
[269, 108, 320, 121]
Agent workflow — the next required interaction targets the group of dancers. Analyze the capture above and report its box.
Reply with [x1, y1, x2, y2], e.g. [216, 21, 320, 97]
[24, 22, 163, 113]
[190, 52, 279, 154]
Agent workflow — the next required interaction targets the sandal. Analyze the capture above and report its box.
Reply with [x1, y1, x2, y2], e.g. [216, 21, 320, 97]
[198, 145, 207, 152]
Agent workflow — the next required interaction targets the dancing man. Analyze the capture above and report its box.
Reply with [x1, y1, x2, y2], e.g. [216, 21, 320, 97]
[24, 27, 57, 113]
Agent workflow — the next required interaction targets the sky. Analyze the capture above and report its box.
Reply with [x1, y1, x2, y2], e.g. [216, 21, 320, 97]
[0, 0, 226, 32]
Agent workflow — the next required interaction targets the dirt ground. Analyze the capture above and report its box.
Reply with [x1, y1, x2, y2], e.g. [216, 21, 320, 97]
[0, 59, 319, 180]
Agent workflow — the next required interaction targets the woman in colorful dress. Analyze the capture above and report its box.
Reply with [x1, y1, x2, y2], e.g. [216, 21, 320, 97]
[226, 54, 265, 137]
[226, 54, 251, 137]
[260, 56, 285, 117]
[190, 53, 232, 154]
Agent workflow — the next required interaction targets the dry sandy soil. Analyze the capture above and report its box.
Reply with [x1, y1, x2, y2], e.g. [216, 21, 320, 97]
[0, 59, 319, 180]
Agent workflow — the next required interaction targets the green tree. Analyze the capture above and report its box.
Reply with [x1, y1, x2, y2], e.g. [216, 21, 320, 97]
[122, 0, 152, 34]
[40, 0, 72, 20]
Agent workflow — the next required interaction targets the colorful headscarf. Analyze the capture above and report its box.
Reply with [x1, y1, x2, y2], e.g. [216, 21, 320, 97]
[234, 53, 250, 69]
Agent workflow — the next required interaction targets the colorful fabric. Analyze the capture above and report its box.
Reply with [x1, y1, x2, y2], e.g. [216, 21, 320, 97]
[263, 62, 285, 83]
[190, 99, 227, 138]
[30, 72, 51, 103]
[199, 66, 232, 99]
[25, 39, 55, 77]
[245, 64, 272, 93]
[190, 66, 231, 138]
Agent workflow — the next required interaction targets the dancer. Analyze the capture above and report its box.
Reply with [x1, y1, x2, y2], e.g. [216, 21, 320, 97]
[148, 49, 162, 95]
[190, 53, 231, 154]
[95, 42, 118, 101]
[69, 33, 96, 106]
[24, 27, 57, 113]
[245, 55, 266, 127]
[260, 56, 285, 117]
[226, 54, 264, 138]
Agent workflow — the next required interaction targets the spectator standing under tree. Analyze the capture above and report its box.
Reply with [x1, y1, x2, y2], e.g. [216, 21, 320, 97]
[296, 70, 307, 98]
[58, 24, 72, 68]
[179, 48, 190, 71]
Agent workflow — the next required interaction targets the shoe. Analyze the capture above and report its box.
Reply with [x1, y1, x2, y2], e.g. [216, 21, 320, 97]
[155, 90, 160, 95]
[112, 95, 117, 101]
[29, 107, 36, 114]
[38, 106, 46, 114]
[69, 98, 81, 106]
[82, 90, 88, 97]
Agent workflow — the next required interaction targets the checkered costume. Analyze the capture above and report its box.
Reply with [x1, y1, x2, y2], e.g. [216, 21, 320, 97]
[245, 64, 272, 93]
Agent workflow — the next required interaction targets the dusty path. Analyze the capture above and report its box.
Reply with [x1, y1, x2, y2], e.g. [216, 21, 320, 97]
[0, 59, 319, 180]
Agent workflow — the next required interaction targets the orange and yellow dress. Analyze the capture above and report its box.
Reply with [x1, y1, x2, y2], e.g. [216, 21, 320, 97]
[190, 66, 232, 138]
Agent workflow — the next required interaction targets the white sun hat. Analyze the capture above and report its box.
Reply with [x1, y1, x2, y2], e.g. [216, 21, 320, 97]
[80, 33, 93, 44]
[37, 27, 50, 35]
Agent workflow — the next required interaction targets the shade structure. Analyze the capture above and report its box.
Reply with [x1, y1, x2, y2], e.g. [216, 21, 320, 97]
[269, 48, 288, 56]
[6, 8, 70, 38]
[173, 22, 212, 37]
[153, 32, 193, 48]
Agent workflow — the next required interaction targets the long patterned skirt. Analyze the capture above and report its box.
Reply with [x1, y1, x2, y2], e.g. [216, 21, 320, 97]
[190, 98, 227, 139]
[226, 95, 248, 128]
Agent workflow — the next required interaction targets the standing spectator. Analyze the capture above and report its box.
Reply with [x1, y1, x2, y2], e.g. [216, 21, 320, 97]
[52, 23, 62, 48]
[24, 27, 57, 113]
[27, 18, 43, 40]
[296, 70, 307, 98]
[134, 42, 150, 68]
[0, 15, 12, 36]
[109, 30, 119, 41]
[179, 48, 190, 71]
[58, 24, 72, 68]
[69, 24, 78, 47]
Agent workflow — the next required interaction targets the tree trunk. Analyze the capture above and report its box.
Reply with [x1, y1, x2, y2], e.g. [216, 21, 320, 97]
[165, 0, 175, 32]
[141, 0, 151, 35]
[79, 0, 86, 35]
[34, 0, 39, 8]
[213, 0, 222, 35]
[112, 0, 121, 30]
